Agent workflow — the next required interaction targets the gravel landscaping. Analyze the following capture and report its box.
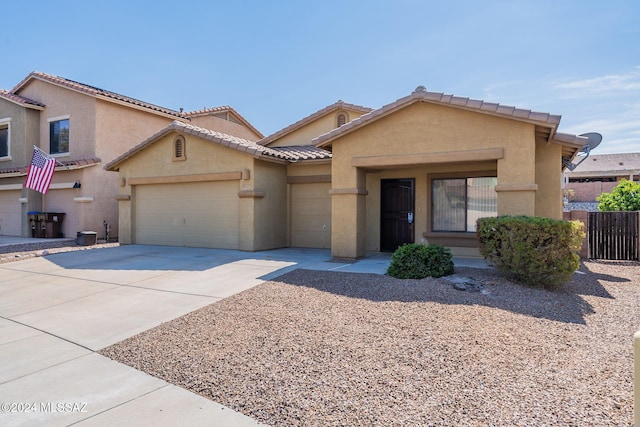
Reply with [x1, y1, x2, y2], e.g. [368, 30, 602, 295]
[101, 261, 640, 426]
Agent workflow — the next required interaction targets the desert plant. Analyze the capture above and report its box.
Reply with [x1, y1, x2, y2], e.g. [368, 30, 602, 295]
[477, 216, 585, 290]
[386, 243, 454, 279]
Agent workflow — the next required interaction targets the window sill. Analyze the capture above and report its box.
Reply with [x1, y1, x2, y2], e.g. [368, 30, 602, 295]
[0, 156, 12, 162]
[422, 231, 479, 248]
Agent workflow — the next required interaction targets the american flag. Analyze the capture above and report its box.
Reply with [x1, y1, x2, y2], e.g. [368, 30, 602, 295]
[25, 148, 56, 194]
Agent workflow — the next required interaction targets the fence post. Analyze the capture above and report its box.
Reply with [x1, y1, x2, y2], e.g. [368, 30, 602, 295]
[635, 331, 640, 427]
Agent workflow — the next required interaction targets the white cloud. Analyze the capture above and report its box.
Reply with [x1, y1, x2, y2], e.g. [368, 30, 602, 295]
[553, 66, 640, 97]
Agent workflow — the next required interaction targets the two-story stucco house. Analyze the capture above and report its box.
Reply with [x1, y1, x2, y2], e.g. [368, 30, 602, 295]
[106, 86, 590, 259]
[0, 72, 261, 239]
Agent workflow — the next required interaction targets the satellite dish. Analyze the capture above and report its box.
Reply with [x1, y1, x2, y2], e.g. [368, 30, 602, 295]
[563, 132, 603, 171]
[578, 132, 602, 152]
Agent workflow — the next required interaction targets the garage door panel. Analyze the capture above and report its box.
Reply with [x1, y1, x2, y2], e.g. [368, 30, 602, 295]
[291, 183, 331, 248]
[134, 181, 240, 249]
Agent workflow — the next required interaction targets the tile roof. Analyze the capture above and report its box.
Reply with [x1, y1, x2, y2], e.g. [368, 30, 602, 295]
[313, 86, 566, 148]
[184, 105, 264, 138]
[11, 72, 184, 118]
[270, 145, 332, 161]
[565, 152, 640, 176]
[0, 89, 45, 109]
[259, 100, 373, 146]
[106, 121, 329, 171]
[0, 157, 101, 176]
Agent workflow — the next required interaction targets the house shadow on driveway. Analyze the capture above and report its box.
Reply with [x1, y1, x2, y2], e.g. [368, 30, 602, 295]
[269, 261, 625, 325]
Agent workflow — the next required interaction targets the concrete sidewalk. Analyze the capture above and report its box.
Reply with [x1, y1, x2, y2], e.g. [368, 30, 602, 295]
[0, 243, 488, 426]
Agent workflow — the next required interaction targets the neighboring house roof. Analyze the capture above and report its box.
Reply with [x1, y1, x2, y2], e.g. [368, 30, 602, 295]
[0, 89, 45, 110]
[0, 158, 101, 177]
[11, 71, 185, 119]
[105, 121, 332, 171]
[185, 105, 264, 139]
[564, 153, 640, 178]
[312, 86, 587, 159]
[259, 100, 373, 146]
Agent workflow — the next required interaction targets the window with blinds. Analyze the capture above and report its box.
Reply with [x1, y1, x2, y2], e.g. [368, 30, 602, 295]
[432, 176, 497, 232]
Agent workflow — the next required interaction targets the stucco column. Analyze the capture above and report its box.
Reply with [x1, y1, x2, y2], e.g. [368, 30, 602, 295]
[330, 168, 367, 259]
[495, 154, 537, 216]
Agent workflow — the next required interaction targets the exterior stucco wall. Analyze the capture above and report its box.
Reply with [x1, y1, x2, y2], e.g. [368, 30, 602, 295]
[0, 99, 38, 168]
[17, 80, 98, 159]
[535, 140, 563, 219]
[329, 101, 542, 258]
[268, 108, 368, 147]
[252, 160, 288, 250]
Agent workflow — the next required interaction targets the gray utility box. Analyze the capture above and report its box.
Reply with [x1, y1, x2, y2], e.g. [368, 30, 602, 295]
[76, 231, 97, 246]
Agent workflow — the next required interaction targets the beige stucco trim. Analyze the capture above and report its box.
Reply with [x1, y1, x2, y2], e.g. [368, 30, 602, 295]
[0, 183, 24, 190]
[128, 172, 242, 186]
[329, 188, 369, 196]
[494, 184, 538, 192]
[351, 148, 504, 168]
[74, 196, 94, 203]
[115, 194, 131, 201]
[287, 175, 332, 184]
[238, 190, 265, 198]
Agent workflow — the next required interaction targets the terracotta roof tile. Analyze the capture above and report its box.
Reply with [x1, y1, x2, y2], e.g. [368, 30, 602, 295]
[313, 86, 566, 148]
[11, 72, 184, 118]
[259, 100, 373, 146]
[0, 89, 45, 109]
[269, 145, 332, 161]
[0, 157, 101, 176]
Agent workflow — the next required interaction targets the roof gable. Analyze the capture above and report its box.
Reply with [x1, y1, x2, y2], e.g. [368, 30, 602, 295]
[0, 89, 45, 110]
[259, 100, 372, 146]
[105, 121, 331, 171]
[184, 105, 264, 139]
[313, 86, 566, 148]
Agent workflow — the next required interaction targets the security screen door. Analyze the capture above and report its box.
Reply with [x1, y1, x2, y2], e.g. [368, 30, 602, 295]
[380, 178, 415, 252]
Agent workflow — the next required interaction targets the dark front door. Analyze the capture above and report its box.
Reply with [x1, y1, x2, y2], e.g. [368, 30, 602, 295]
[381, 178, 415, 252]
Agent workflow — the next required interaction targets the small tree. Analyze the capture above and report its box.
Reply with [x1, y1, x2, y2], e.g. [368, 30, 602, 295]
[597, 179, 640, 211]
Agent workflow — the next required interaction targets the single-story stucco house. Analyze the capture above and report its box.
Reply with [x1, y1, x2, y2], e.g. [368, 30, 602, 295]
[105, 86, 590, 259]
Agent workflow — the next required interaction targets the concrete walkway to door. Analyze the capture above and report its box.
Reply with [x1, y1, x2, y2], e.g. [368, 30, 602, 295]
[0, 243, 488, 426]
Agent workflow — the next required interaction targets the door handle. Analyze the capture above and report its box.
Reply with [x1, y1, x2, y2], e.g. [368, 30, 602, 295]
[408, 212, 414, 224]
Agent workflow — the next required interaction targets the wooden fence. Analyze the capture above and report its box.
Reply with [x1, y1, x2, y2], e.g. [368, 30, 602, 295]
[588, 211, 639, 260]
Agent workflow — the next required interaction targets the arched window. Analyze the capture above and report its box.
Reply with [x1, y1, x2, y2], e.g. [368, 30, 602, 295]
[174, 135, 186, 161]
[336, 112, 347, 127]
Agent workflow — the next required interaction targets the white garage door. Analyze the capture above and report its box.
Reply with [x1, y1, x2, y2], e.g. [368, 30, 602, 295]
[290, 182, 331, 248]
[0, 190, 22, 236]
[134, 181, 240, 249]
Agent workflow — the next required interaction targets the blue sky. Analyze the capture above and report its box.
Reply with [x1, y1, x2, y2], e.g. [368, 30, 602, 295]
[1, 0, 638, 153]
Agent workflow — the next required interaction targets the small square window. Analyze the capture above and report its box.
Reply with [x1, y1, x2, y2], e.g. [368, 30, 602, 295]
[50, 119, 69, 154]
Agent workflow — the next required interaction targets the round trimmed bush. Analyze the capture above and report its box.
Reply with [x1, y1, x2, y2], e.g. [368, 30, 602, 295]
[386, 243, 454, 279]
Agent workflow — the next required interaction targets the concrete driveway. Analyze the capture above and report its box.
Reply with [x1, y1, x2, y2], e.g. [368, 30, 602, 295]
[0, 244, 398, 426]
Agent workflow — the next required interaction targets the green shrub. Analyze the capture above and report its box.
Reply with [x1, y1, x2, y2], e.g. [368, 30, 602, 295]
[387, 243, 454, 279]
[477, 216, 585, 290]
[597, 179, 640, 211]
